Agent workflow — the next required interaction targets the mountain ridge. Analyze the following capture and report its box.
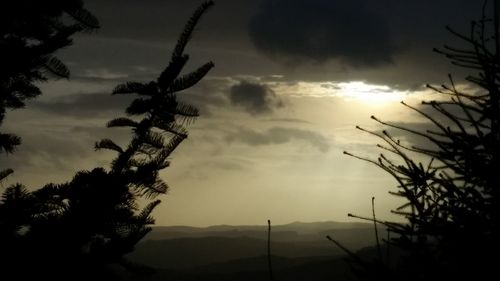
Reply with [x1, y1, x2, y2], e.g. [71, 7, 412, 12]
[153, 220, 372, 230]
[128, 220, 383, 271]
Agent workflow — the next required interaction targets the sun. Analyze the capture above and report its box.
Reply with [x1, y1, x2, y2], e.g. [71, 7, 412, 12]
[270, 79, 409, 106]
[335, 81, 406, 104]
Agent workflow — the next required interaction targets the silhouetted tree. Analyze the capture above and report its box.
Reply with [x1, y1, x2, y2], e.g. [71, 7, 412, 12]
[0, 1, 214, 280]
[0, 0, 99, 181]
[340, 1, 500, 280]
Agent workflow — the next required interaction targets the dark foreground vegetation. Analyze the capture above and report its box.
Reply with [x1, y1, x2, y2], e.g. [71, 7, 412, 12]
[341, 1, 500, 280]
[1, 1, 214, 280]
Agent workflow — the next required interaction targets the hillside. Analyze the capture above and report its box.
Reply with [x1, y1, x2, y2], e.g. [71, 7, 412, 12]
[126, 221, 383, 280]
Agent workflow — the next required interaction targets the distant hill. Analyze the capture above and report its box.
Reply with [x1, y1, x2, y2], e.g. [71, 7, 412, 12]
[147, 221, 373, 239]
[145, 221, 380, 246]
[127, 236, 338, 269]
[127, 221, 384, 271]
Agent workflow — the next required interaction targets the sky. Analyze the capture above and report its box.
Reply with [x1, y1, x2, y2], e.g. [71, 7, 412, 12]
[1, 0, 483, 226]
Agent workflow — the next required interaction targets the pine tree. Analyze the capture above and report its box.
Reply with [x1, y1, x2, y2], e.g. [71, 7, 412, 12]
[341, 1, 500, 280]
[0, 1, 214, 280]
[0, 0, 99, 181]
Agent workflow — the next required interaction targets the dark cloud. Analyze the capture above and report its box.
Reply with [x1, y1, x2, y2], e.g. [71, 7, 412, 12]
[225, 127, 330, 152]
[83, 0, 203, 42]
[0, 128, 98, 183]
[32, 93, 132, 118]
[249, 0, 396, 67]
[179, 92, 227, 117]
[246, 0, 482, 87]
[83, 0, 255, 44]
[32, 87, 225, 119]
[59, 0, 483, 90]
[229, 81, 283, 115]
[177, 78, 231, 116]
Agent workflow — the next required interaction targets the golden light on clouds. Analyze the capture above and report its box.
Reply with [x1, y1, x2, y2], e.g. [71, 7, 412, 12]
[335, 81, 406, 104]
[271, 80, 407, 105]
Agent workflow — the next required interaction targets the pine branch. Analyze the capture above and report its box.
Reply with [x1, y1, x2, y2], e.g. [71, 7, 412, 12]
[152, 120, 188, 138]
[0, 133, 21, 154]
[113, 82, 152, 95]
[168, 62, 214, 93]
[137, 199, 161, 223]
[158, 55, 189, 90]
[126, 98, 153, 115]
[107, 117, 139, 128]
[64, 7, 100, 30]
[143, 131, 166, 150]
[43, 56, 70, 78]
[95, 139, 124, 153]
[172, 1, 214, 58]
[0, 169, 14, 182]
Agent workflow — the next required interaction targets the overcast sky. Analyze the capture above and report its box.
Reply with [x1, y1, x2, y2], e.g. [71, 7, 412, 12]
[2, 0, 483, 226]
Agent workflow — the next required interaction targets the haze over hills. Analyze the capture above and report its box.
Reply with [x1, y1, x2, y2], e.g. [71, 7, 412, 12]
[149, 221, 371, 233]
[126, 221, 384, 280]
[146, 221, 377, 241]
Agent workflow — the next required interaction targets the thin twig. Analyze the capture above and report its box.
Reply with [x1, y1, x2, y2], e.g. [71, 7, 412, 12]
[372, 197, 383, 261]
[267, 219, 273, 281]
[326, 235, 366, 265]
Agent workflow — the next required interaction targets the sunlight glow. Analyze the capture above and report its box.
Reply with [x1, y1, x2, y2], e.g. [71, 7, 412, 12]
[271, 80, 408, 105]
[335, 81, 406, 104]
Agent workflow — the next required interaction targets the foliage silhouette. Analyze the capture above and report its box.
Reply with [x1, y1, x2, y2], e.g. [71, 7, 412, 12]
[0, 1, 214, 280]
[337, 1, 500, 280]
[0, 0, 99, 181]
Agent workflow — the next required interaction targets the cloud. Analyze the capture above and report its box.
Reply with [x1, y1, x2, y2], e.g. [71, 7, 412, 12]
[177, 78, 232, 116]
[32, 93, 132, 118]
[386, 98, 484, 149]
[225, 127, 330, 152]
[3, 132, 90, 171]
[229, 81, 283, 115]
[249, 0, 395, 67]
[79, 68, 130, 80]
[63, 0, 483, 90]
[376, 121, 438, 152]
[264, 118, 311, 124]
[180, 92, 227, 117]
[0, 124, 111, 188]
[31, 84, 227, 120]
